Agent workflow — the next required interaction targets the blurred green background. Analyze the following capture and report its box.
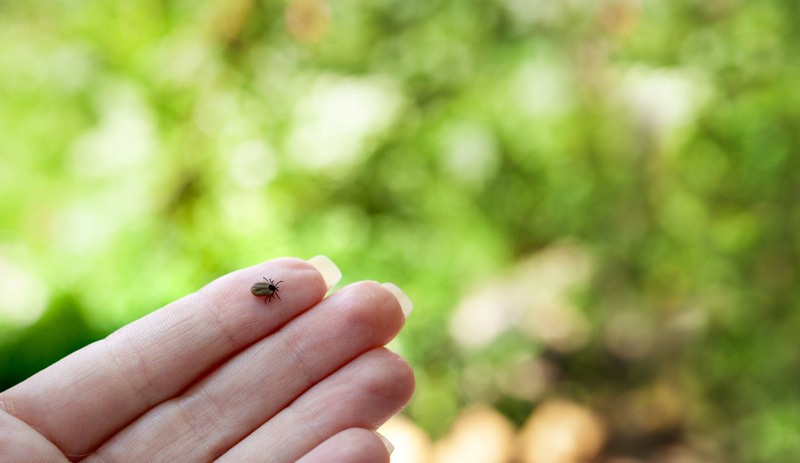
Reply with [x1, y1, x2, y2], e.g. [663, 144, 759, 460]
[1, 0, 798, 461]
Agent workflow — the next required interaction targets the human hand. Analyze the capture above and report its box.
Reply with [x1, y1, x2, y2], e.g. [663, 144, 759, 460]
[0, 257, 414, 462]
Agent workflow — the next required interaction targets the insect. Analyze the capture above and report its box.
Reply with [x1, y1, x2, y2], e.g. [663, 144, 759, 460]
[251, 277, 283, 303]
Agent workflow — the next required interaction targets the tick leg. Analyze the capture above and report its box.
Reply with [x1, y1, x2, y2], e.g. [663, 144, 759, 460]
[275, 293, 281, 300]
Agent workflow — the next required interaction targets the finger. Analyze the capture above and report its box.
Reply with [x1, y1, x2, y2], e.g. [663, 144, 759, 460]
[295, 428, 392, 463]
[85, 281, 407, 462]
[0, 257, 330, 458]
[217, 348, 414, 463]
[0, 407, 69, 463]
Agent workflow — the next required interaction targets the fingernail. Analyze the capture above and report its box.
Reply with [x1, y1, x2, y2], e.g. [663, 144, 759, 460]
[372, 430, 394, 455]
[381, 283, 413, 319]
[307, 255, 342, 291]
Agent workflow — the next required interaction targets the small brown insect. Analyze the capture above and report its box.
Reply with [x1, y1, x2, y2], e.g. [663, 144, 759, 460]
[251, 277, 283, 303]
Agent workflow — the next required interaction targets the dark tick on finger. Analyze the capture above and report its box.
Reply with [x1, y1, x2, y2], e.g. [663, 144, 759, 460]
[251, 277, 283, 303]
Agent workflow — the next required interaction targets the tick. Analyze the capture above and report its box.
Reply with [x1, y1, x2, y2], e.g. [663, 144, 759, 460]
[251, 277, 283, 303]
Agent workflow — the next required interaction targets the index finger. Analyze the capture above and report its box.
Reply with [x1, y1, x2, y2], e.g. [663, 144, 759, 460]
[0, 256, 336, 458]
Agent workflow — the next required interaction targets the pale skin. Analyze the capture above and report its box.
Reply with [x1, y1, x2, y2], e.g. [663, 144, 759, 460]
[0, 258, 414, 462]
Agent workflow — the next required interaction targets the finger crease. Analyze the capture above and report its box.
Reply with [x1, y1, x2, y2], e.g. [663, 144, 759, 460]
[101, 339, 154, 410]
[195, 289, 239, 352]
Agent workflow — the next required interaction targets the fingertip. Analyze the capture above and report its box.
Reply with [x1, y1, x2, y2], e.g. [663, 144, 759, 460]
[380, 282, 413, 319]
[307, 255, 342, 291]
[296, 428, 391, 463]
[372, 430, 394, 455]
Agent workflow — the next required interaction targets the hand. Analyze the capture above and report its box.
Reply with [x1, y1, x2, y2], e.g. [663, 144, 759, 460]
[0, 257, 414, 462]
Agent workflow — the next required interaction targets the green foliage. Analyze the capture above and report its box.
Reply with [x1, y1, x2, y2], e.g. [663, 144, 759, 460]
[1, 0, 798, 460]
